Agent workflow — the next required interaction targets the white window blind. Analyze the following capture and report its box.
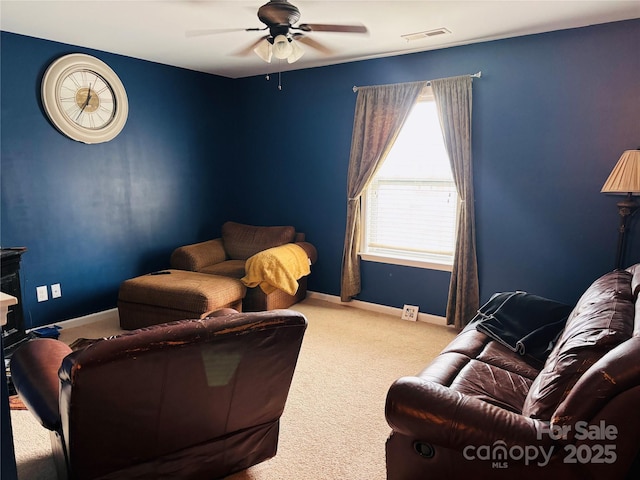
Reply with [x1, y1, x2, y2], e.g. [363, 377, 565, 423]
[362, 93, 458, 268]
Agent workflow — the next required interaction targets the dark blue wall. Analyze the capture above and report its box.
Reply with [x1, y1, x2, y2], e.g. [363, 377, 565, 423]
[1, 20, 639, 328]
[232, 19, 640, 313]
[1, 32, 237, 327]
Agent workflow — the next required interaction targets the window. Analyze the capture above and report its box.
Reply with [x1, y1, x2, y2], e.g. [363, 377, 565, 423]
[361, 90, 458, 271]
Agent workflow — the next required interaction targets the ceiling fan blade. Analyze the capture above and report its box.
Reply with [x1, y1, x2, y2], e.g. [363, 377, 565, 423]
[186, 28, 248, 38]
[297, 23, 368, 34]
[232, 35, 270, 57]
[293, 34, 334, 56]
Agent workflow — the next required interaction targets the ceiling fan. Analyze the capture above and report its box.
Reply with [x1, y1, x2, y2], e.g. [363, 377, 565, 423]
[187, 0, 368, 64]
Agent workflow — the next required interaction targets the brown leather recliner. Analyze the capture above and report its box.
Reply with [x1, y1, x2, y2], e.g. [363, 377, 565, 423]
[10, 309, 307, 480]
[385, 264, 640, 479]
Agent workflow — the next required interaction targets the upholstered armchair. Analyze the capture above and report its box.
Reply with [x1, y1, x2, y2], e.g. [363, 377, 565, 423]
[170, 221, 318, 311]
[10, 309, 308, 480]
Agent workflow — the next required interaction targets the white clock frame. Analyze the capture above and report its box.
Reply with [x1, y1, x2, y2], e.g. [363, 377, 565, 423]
[41, 53, 129, 144]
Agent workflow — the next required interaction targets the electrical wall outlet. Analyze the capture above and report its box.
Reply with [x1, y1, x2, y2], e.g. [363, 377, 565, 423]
[36, 285, 48, 302]
[51, 283, 62, 299]
[401, 304, 419, 321]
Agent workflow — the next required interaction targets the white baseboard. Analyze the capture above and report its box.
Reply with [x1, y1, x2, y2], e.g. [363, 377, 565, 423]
[32, 294, 448, 332]
[29, 308, 119, 333]
[306, 291, 448, 327]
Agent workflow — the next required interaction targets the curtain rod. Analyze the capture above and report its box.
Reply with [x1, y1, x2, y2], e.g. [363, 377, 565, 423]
[352, 71, 482, 93]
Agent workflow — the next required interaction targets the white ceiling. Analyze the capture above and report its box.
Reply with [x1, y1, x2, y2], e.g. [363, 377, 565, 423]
[1, 1, 639, 79]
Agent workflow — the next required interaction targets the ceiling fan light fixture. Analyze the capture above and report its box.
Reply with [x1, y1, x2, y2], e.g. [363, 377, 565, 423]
[287, 39, 304, 63]
[253, 38, 273, 63]
[272, 34, 293, 59]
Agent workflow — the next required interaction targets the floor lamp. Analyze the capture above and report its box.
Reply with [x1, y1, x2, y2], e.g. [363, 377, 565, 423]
[601, 149, 640, 270]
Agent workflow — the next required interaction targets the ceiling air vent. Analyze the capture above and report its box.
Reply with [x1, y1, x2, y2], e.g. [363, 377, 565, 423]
[401, 28, 451, 42]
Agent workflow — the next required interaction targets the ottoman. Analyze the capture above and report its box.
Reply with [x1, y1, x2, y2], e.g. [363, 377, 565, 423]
[117, 269, 246, 329]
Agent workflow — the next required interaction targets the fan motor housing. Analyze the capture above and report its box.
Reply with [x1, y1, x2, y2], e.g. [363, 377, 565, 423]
[258, 0, 301, 29]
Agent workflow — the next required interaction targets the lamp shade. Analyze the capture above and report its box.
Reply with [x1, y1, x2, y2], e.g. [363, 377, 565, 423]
[253, 39, 273, 63]
[601, 149, 640, 194]
[272, 35, 293, 60]
[287, 39, 304, 63]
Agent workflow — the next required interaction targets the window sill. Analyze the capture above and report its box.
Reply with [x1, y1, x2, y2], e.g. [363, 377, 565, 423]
[359, 253, 453, 272]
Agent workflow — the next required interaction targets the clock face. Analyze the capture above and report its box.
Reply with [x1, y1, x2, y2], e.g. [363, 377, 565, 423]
[41, 54, 128, 144]
[58, 69, 116, 130]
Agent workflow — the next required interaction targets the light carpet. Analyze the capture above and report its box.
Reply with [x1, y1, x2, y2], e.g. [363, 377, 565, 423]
[10, 298, 457, 479]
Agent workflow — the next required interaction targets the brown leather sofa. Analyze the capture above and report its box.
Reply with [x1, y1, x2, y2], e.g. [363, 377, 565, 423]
[10, 309, 307, 480]
[170, 221, 318, 311]
[386, 264, 640, 479]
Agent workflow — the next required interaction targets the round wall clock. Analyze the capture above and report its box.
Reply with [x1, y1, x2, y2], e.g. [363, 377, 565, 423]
[41, 53, 128, 144]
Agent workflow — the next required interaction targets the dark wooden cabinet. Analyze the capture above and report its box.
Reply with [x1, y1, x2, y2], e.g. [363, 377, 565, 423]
[1, 248, 27, 349]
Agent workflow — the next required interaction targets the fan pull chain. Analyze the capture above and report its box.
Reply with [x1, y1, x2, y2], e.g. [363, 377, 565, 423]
[263, 72, 284, 91]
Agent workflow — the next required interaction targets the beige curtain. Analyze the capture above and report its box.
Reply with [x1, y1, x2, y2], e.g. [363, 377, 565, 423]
[340, 81, 426, 301]
[431, 75, 479, 328]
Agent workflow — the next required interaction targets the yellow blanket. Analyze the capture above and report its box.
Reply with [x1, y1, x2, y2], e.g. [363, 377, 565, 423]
[241, 244, 311, 296]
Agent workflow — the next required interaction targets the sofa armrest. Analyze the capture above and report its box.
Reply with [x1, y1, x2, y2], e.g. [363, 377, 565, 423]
[9, 338, 72, 431]
[552, 336, 640, 433]
[170, 238, 227, 271]
[295, 241, 318, 265]
[386, 376, 549, 450]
